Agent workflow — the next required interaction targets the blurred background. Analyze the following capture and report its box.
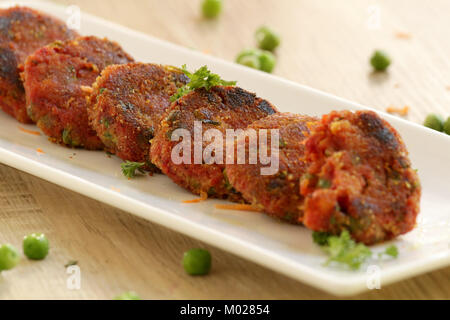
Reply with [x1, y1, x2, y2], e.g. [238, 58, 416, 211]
[55, 0, 450, 124]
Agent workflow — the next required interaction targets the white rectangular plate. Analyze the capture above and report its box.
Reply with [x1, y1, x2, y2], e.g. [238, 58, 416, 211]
[1, 1, 449, 296]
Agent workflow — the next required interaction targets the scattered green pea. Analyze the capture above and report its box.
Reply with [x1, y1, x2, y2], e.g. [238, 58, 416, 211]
[114, 291, 141, 300]
[423, 113, 443, 132]
[370, 50, 391, 71]
[259, 50, 276, 73]
[236, 52, 261, 70]
[183, 248, 211, 275]
[23, 233, 49, 260]
[443, 116, 450, 135]
[236, 48, 276, 73]
[255, 26, 280, 51]
[201, 0, 222, 19]
[0, 244, 20, 271]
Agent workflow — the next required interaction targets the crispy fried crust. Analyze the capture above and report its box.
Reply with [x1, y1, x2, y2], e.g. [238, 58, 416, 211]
[0, 6, 78, 123]
[23, 36, 134, 149]
[150, 86, 278, 200]
[225, 113, 318, 223]
[88, 63, 189, 169]
[300, 110, 421, 245]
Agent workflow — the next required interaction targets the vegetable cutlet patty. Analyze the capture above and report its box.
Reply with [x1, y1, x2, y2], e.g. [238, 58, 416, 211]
[23, 36, 134, 149]
[225, 113, 318, 223]
[88, 63, 189, 168]
[150, 86, 278, 200]
[300, 110, 421, 245]
[0, 6, 78, 123]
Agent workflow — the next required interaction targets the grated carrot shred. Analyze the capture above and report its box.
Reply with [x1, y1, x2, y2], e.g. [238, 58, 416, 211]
[36, 148, 44, 153]
[19, 126, 41, 136]
[215, 204, 262, 212]
[395, 31, 412, 39]
[183, 191, 208, 204]
[386, 105, 409, 116]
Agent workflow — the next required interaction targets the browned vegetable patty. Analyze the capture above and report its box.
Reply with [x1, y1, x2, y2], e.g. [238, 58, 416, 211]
[150, 86, 278, 200]
[225, 113, 318, 223]
[300, 110, 421, 245]
[0, 6, 78, 123]
[23, 36, 134, 149]
[88, 63, 189, 168]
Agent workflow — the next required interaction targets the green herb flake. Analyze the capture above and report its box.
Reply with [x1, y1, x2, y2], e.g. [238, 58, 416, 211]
[170, 65, 237, 102]
[121, 161, 146, 179]
[384, 245, 399, 258]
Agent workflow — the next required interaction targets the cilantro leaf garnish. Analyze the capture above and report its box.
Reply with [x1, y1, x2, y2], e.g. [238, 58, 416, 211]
[170, 65, 237, 102]
[323, 231, 372, 270]
[121, 161, 146, 178]
[313, 230, 372, 270]
[313, 231, 399, 270]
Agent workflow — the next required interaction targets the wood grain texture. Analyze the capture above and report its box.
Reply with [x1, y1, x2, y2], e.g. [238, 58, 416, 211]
[0, 0, 449, 299]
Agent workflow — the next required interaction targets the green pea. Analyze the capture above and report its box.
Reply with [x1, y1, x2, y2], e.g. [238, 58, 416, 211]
[259, 50, 276, 73]
[202, 0, 222, 19]
[114, 291, 141, 300]
[255, 26, 280, 51]
[23, 233, 49, 260]
[0, 244, 20, 271]
[236, 49, 260, 68]
[237, 54, 261, 70]
[236, 49, 276, 73]
[370, 50, 391, 71]
[183, 248, 211, 275]
[443, 116, 450, 135]
[423, 114, 443, 132]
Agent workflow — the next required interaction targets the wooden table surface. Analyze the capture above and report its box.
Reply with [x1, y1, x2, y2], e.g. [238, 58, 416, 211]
[0, 0, 449, 299]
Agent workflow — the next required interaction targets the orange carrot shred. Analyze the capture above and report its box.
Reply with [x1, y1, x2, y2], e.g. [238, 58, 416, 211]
[395, 31, 412, 39]
[183, 191, 208, 204]
[386, 105, 409, 116]
[19, 127, 41, 136]
[36, 148, 44, 153]
[215, 204, 262, 212]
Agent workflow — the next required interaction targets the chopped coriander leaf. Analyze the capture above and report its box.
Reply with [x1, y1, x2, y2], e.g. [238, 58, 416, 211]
[312, 231, 331, 246]
[384, 245, 399, 258]
[170, 65, 237, 102]
[317, 230, 372, 270]
[121, 161, 146, 178]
